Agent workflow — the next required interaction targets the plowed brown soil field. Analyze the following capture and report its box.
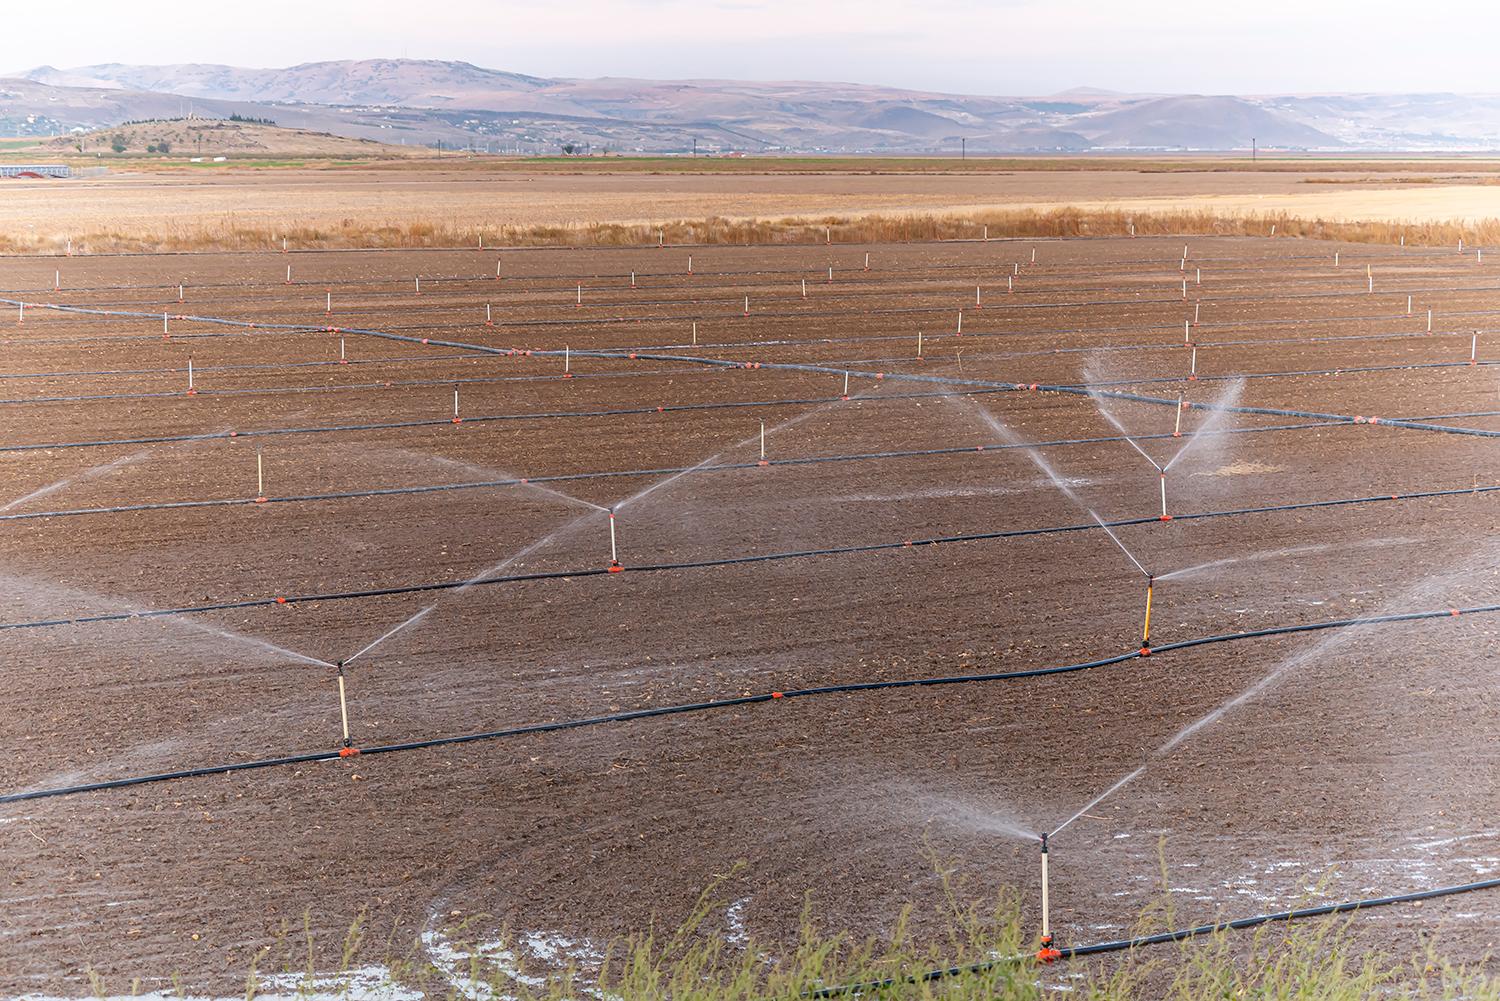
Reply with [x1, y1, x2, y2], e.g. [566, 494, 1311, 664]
[3, 236, 1499, 993]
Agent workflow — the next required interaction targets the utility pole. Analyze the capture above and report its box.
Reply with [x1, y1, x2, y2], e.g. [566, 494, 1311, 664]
[1252, 137, 1257, 162]
[961, 137, 966, 160]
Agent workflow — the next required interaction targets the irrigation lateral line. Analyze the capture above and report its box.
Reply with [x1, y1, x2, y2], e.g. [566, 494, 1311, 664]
[4, 599, 1500, 805]
[805, 877, 1500, 996]
[0, 419, 1353, 522]
[9, 297, 1500, 441]
[3, 482, 1495, 625]
[332, 319, 1500, 440]
[0, 388, 1009, 454]
[8, 355, 1496, 409]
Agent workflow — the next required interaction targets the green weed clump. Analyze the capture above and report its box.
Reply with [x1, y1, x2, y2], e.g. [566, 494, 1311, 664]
[77, 862, 1497, 1001]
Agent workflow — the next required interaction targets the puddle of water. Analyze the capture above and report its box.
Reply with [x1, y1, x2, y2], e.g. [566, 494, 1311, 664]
[8, 924, 605, 1001]
[12, 967, 421, 1001]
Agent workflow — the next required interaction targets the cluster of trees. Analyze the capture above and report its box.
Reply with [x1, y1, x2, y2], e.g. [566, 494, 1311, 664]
[100, 133, 171, 154]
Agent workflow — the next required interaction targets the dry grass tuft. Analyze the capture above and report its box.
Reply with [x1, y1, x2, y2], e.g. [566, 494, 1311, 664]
[6, 207, 1496, 256]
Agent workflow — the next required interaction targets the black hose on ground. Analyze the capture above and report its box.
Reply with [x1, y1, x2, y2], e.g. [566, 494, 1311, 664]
[7, 298, 1500, 443]
[3, 598, 1498, 805]
[1, 485, 1494, 631]
[807, 877, 1500, 996]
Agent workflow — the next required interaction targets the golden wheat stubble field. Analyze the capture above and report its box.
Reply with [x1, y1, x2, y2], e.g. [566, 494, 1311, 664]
[6, 157, 1500, 253]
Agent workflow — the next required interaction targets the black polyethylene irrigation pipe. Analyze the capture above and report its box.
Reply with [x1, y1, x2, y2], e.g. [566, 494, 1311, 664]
[252, 308, 1500, 440]
[10, 300, 1500, 444]
[8, 352, 1500, 409]
[0, 421, 1350, 522]
[6, 485, 1500, 631]
[10, 409, 1500, 523]
[4, 600, 1500, 806]
[806, 878, 1500, 996]
[0, 388, 1016, 453]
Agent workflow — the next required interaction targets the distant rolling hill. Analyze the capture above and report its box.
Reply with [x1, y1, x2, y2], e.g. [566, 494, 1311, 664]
[5, 59, 1500, 153]
[24, 118, 413, 157]
[1079, 95, 1337, 149]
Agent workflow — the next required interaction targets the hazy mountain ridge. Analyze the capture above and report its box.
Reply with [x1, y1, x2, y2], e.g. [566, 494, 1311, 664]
[6, 59, 1500, 152]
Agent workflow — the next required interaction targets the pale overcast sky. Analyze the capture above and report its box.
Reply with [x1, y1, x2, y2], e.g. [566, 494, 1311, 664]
[4, 0, 1496, 95]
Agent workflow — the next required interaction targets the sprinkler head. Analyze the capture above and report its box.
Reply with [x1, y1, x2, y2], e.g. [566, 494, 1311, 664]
[1035, 832, 1060, 962]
